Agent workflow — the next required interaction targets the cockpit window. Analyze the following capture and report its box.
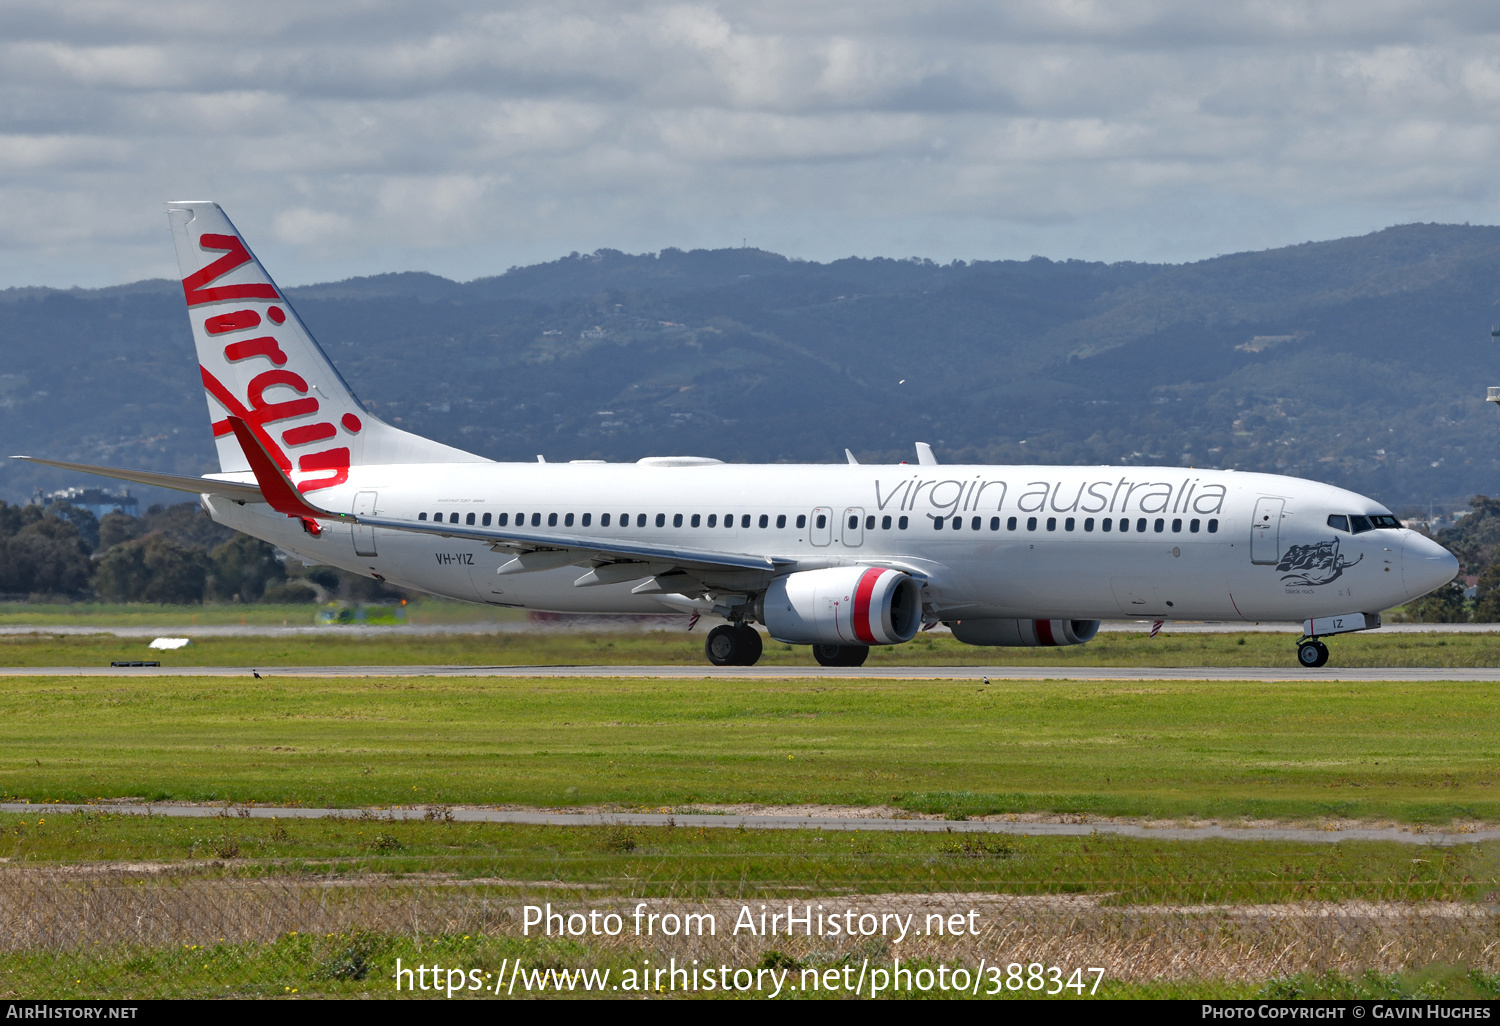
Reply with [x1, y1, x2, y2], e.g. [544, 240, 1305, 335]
[1333, 512, 1401, 533]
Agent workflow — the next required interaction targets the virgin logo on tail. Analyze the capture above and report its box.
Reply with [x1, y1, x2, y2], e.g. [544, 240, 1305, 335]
[183, 235, 280, 307]
[188, 234, 356, 493]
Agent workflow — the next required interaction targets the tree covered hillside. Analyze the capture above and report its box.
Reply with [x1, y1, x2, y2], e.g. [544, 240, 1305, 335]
[0, 501, 403, 604]
[3, 222, 1499, 514]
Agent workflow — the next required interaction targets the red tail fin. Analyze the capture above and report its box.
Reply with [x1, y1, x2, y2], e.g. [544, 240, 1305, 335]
[225, 416, 350, 522]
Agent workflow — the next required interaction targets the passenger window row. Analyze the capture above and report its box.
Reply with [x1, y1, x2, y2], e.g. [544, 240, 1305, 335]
[935, 515, 1220, 534]
[849, 515, 910, 530]
[413, 508, 1219, 536]
[415, 511, 835, 529]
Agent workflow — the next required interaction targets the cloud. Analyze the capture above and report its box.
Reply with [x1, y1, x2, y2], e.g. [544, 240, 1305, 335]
[3, 0, 1500, 286]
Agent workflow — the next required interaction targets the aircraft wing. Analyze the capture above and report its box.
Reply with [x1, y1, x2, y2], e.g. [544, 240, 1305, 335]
[10, 455, 265, 504]
[221, 417, 785, 577]
[358, 513, 781, 574]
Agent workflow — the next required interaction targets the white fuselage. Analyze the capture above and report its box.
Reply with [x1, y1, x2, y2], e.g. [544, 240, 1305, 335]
[203, 460, 1457, 624]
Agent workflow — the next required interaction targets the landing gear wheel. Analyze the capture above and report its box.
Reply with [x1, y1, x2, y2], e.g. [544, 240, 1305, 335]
[706, 625, 739, 666]
[705, 624, 764, 666]
[1297, 639, 1330, 668]
[734, 624, 763, 665]
[812, 644, 870, 667]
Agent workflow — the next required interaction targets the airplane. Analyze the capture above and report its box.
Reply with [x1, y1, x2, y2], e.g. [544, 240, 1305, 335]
[13, 202, 1460, 669]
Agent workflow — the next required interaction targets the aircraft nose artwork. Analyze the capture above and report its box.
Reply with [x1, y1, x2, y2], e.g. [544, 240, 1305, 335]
[1275, 537, 1361, 586]
[1401, 532, 1460, 600]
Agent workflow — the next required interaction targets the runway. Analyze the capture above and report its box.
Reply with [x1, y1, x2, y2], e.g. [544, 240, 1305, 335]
[3, 802, 1492, 846]
[4, 664, 1500, 681]
[2, 621, 1497, 638]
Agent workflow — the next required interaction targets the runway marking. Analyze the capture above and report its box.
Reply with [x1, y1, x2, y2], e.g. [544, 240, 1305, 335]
[5, 664, 1500, 681]
[2, 802, 1492, 846]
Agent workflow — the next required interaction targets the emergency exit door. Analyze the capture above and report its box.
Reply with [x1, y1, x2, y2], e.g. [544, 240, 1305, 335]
[1250, 496, 1284, 565]
[842, 507, 865, 547]
[809, 507, 833, 546]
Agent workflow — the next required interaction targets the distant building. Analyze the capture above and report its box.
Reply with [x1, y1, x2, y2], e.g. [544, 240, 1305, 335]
[34, 486, 138, 520]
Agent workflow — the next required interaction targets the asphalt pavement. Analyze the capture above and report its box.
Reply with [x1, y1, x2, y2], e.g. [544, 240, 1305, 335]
[4, 664, 1499, 680]
[4, 621, 1499, 638]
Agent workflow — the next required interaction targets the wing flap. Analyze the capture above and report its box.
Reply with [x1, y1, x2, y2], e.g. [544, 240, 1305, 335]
[358, 514, 781, 574]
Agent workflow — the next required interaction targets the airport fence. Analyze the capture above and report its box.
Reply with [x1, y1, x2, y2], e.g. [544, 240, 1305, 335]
[1, 862, 1498, 998]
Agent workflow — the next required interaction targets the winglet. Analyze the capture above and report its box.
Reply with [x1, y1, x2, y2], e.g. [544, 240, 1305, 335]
[915, 442, 938, 466]
[226, 416, 349, 521]
[845, 448, 860, 465]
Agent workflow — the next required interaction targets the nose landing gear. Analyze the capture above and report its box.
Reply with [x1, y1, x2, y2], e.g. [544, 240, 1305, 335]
[1291, 613, 1381, 668]
[1296, 637, 1330, 668]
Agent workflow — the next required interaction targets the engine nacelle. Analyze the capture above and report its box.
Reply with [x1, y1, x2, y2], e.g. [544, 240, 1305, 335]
[760, 567, 922, 646]
[949, 618, 1100, 647]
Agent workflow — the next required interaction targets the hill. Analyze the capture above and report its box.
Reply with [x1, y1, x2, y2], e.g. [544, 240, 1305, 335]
[3, 223, 1499, 514]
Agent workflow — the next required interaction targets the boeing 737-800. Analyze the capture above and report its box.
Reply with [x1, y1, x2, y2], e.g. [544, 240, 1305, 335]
[13, 203, 1460, 668]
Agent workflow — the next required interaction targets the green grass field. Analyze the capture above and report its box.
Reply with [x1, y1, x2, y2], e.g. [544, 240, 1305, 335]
[7, 627, 1500, 667]
[3, 813, 1494, 906]
[4, 673, 1499, 822]
[9, 614, 1500, 999]
[2, 812, 1497, 999]
[6, 669, 1500, 1000]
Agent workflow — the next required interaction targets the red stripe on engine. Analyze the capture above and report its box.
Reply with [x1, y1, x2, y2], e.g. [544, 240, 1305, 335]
[851, 568, 883, 644]
[1034, 619, 1056, 646]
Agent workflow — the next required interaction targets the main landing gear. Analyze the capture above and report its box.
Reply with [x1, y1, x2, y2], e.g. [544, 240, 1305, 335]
[1296, 638, 1330, 668]
[702, 626, 871, 668]
[705, 623, 763, 666]
[812, 643, 869, 667]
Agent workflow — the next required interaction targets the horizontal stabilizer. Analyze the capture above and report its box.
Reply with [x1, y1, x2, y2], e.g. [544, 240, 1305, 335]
[10, 455, 264, 503]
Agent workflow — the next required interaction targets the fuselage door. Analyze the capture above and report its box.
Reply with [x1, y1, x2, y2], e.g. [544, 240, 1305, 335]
[809, 507, 833, 547]
[842, 507, 865, 547]
[353, 491, 378, 557]
[1250, 496, 1284, 565]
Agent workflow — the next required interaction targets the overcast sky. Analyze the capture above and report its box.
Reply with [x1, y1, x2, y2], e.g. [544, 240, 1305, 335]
[5, 0, 1500, 287]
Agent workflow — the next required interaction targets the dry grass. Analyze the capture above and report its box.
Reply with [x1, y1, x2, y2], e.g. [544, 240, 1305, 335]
[3, 865, 1496, 985]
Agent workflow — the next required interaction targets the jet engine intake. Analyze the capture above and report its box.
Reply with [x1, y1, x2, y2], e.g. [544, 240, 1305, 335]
[761, 567, 922, 646]
[949, 618, 1100, 647]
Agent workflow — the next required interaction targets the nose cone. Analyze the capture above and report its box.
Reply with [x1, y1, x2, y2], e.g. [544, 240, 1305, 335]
[1402, 532, 1459, 600]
